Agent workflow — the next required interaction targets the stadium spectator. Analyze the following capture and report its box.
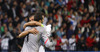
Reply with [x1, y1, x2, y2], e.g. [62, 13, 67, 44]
[54, 9, 62, 27]
[80, 16, 91, 26]
[1, 26, 13, 52]
[61, 35, 68, 51]
[75, 30, 82, 43]
[69, 35, 76, 51]
[86, 30, 96, 51]
[48, 35, 57, 51]
[1, 27, 13, 40]
[77, 36, 86, 51]
[42, 5, 49, 17]
[56, 27, 64, 38]
[8, 5, 17, 20]
[3, 14, 8, 24]
[56, 0, 63, 6]
[48, 2, 55, 13]
[20, 4, 28, 18]
[1, 23, 6, 36]
[2, 0, 10, 13]
[1, 36, 9, 52]
[8, 22, 13, 32]
[13, 16, 20, 27]
[0, 6, 3, 15]
[55, 35, 62, 51]
[67, 25, 74, 39]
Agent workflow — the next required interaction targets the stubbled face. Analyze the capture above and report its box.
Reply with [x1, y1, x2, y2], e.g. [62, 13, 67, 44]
[29, 16, 34, 21]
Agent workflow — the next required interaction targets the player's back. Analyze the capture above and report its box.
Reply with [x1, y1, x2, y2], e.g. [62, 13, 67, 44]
[21, 26, 44, 52]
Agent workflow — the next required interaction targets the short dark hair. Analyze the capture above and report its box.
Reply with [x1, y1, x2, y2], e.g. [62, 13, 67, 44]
[28, 13, 35, 18]
[34, 12, 43, 21]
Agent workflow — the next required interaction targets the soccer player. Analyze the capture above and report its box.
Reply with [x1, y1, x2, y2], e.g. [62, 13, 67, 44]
[18, 12, 53, 52]
[22, 15, 52, 52]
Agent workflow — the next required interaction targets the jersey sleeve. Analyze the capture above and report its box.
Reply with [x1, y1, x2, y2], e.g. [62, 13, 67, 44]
[35, 26, 53, 47]
[45, 24, 51, 37]
[24, 27, 31, 31]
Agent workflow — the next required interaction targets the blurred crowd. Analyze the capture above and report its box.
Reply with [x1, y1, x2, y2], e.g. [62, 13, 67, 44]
[0, 0, 100, 52]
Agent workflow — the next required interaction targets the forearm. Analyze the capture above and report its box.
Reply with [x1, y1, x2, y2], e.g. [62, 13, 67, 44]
[60, 43, 65, 45]
[71, 42, 75, 45]
[25, 21, 42, 26]
[17, 45, 22, 49]
[17, 30, 30, 38]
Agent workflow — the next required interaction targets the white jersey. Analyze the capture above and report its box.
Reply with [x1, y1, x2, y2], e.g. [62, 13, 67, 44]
[61, 39, 68, 50]
[69, 38, 76, 50]
[39, 24, 51, 52]
[43, 24, 51, 37]
[21, 26, 52, 52]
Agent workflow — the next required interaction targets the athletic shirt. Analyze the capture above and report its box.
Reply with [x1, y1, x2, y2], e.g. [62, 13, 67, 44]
[21, 26, 47, 52]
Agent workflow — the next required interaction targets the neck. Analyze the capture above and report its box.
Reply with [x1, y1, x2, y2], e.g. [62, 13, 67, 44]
[39, 21, 41, 23]
[39, 20, 42, 23]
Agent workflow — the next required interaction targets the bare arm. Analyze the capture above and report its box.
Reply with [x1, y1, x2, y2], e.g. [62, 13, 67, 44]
[23, 21, 42, 29]
[17, 28, 38, 38]
[17, 44, 22, 49]
[17, 30, 30, 38]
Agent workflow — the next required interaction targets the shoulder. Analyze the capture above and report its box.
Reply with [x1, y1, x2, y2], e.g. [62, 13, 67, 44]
[69, 38, 72, 40]
[35, 26, 45, 29]
[65, 39, 68, 41]
[25, 26, 31, 31]
[35, 26, 46, 32]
